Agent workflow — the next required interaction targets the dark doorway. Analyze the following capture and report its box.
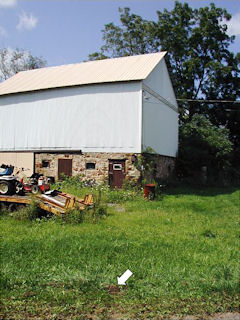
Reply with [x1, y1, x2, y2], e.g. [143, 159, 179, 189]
[58, 159, 72, 179]
[109, 159, 126, 188]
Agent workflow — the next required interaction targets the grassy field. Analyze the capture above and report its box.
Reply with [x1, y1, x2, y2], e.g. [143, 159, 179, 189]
[0, 186, 239, 319]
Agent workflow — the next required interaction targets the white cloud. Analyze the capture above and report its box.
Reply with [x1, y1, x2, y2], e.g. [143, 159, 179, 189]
[224, 12, 240, 36]
[17, 11, 38, 31]
[0, 25, 7, 36]
[0, 0, 17, 8]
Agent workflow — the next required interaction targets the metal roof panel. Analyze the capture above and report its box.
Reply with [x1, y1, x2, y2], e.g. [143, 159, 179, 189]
[0, 52, 166, 96]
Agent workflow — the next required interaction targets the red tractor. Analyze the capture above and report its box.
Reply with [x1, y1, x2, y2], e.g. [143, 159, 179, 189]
[18, 173, 50, 195]
[0, 167, 50, 195]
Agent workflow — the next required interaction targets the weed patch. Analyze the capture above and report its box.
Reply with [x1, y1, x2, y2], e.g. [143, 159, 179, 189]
[51, 205, 108, 225]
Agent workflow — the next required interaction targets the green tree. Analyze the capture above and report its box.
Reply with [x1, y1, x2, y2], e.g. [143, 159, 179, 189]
[206, 53, 240, 168]
[0, 48, 47, 81]
[89, 7, 158, 59]
[177, 114, 233, 180]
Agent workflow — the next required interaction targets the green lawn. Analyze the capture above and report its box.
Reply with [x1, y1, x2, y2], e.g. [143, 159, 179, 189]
[0, 187, 239, 319]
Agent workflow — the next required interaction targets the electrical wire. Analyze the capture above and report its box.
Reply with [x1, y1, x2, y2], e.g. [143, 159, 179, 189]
[176, 98, 240, 103]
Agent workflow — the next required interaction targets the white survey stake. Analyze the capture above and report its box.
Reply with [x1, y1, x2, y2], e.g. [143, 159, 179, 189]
[117, 269, 133, 285]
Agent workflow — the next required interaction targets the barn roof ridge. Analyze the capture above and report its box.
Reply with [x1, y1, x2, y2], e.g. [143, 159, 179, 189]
[0, 52, 167, 96]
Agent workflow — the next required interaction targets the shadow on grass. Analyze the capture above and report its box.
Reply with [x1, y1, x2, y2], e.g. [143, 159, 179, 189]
[165, 186, 239, 197]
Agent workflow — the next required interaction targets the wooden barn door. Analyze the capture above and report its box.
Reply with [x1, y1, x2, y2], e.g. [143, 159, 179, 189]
[109, 160, 126, 188]
[58, 159, 72, 179]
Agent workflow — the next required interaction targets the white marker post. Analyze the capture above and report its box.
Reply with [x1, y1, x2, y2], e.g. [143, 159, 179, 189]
[117, 269, 133, 285]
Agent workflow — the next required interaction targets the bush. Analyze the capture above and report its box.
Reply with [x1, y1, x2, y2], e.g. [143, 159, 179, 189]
[55, 174, 99, 190]
[59, 207, 85, 224]
[89, 205, 107, 223]
[177, 115, 233, 183]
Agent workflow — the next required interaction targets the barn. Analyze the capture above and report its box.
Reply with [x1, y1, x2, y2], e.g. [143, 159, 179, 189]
[0, 52, 178, 188]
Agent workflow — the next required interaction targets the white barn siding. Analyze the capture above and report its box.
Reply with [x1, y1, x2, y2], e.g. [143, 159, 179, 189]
[0, 82, 142, 153]
[142, 59, 178, 157]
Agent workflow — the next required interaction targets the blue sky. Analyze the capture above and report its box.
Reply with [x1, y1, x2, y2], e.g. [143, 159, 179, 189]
[0, 0, 239, 67]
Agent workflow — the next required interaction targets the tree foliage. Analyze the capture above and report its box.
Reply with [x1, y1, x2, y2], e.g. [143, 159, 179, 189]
[0, 48, 47, 81]
[177, 114, 233, 178]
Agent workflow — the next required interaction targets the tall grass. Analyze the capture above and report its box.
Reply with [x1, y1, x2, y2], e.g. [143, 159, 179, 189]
[0, 186, 239, 319]
[54, 175, 142, 203]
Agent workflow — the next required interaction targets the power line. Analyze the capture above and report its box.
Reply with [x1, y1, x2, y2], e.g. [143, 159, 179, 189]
[176, 98, 240, 104]
[145, 100, 240, 111]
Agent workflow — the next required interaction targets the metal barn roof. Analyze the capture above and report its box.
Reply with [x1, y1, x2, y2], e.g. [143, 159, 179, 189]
[0, 52, 166, 96]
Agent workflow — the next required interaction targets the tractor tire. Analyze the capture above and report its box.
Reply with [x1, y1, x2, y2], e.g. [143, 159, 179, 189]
[31, 185, 39, 195]
[15, 182, 24, 195]
[0, 180, 12, 195]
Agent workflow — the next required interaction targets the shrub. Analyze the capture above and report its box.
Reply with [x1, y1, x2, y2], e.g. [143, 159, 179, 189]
[177, 114, 233, 183]
[90, 205, 107, 222]
[60, 207, 85, 224]
[55, 174, 85, 189]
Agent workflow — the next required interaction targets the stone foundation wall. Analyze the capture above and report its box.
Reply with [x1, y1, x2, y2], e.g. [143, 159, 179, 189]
[35, 152, 140, 184]
[35, 152, 175, 185]
[141, 153, 175, 182]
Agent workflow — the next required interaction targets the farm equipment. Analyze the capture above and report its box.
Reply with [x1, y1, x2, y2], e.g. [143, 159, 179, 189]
[0, 191, 94, 216]
[0, 164, 20, 195]
[0, 176, 20, 195]
[0, 164, 14, 176]
[18, 173, 50, 195]
[0, 164, 94, 216]
[0, 165, 50, 196]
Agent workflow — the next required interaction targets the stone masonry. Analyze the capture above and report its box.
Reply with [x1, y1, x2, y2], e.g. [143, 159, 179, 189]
[35, 152, 175, 185]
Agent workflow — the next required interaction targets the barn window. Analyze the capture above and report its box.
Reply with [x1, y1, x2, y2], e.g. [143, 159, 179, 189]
[113, 164, 122, 170]
[86, 162, 96, 170]
[42, 160, 50, 168]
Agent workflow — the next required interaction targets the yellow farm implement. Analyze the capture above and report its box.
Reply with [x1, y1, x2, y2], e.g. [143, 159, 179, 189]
[0, 191, 94, 216]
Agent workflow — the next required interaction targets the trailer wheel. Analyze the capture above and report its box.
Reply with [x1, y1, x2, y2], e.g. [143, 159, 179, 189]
[8, 204, 26, 212]
[0, 181, 11, 195]
[8, 203, 17, 212]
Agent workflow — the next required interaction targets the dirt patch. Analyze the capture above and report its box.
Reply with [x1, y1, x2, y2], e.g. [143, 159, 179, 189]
[106, 313, 240, 320]
[0, 310, 239, 320]
[103, 285, 127, 296]
[170, 313, 240, 320]
[208, 313, 240, 320]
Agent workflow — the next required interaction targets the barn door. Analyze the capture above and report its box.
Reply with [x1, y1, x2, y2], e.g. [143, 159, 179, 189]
[58, 159, 72, 179]
[109, 160, 126, 188]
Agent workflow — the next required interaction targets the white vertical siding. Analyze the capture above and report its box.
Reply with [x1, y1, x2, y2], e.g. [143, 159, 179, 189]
[142, 59, 178, 157]
[143, 59, 178, 107]
[0, 82, 142, 153]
